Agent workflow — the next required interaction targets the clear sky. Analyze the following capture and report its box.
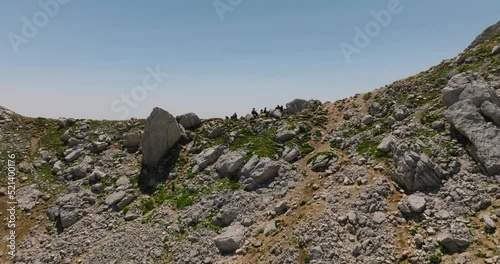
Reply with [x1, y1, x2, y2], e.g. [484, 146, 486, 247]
[0, 1, 499, 120]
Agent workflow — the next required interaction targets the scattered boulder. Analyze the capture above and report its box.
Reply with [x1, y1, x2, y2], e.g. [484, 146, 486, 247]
[194, 146, 225, 170]
[282, 147, 300, 162]
[214, 151, 246, 177]
[377, 135, 396, 153]
[406, 195, 426, 213]
[392, 143, 442, 191]
[213, 223, 245, 254]
[208, 126, 225, 139]
[240, 156, 281, 191]
[176, 113, 201, 130]
[482, 215, 496, 234]
[361, 114, 374, 125]
[275, 130, 296, 143]
[65, 149, 83, 162]
[437, 229, 472, 253]
[308, 152, 336, 172]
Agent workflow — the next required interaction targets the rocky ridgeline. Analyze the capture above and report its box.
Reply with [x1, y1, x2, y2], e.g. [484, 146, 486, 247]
[0, 22, 500, 264]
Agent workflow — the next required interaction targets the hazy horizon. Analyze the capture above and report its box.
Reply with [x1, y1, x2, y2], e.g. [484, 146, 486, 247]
[1, 1, 499, 120]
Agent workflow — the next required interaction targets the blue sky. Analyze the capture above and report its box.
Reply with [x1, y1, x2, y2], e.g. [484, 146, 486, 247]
[0, 0, 498, 120]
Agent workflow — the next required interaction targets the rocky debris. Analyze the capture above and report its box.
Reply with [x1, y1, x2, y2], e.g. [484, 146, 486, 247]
[482, 215, 497, 234]
[83, 223, 164, 264]
[282, 146, 300, 162]
[141, 107, 181, 169]
[214, 151, 246, 177]
[213, 223, 246, 254]
[87, 141, 108, 153]
[17, 184, 43, 211]
[392, 143, 442, 191]
[377, 134, 396, 153]
[212, 206, 239, 227]
[240, 155, 281, 191]
[275, 129, 296, 143]
[47, 188, 96, 229]
[286, 99, 313, 114]
[208, 126, 225, 139]
[65, 149, 83, 162]
[399, 194, 426, 214]
[57, 118, 77, 128]
[309, 152, 336, 172]
[194, 146, 225, 171]
[446, 98, 500, 175]
[177, 112, 201, 130]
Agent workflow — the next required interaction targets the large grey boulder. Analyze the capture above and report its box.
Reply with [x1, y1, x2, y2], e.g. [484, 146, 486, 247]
[240, 155, 281, 191]
[141, 107, 182, 169]
[176, 112, 201, 130]
[446, 100, 500, 175]
[214, 223, 245, 254]
[286, 99, 310, 114]
[195, 146, 225, 170]
[392, 143, 442, 191]
[214, 151, 246, 177]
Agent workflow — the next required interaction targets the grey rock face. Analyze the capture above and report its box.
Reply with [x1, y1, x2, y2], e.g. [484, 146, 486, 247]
[195, 146, 225, 170]
[240, 156, 281, 191]
[442, 72, 499, 107]
[214, 151, 246, 177]
[446, 99, 500, 175]
[392, 143, 442, 191]
[141, 107, 182, 169]
[176, 112, 201, 130]
[105, 191, 126, 206]
[213, 223, 245, 254]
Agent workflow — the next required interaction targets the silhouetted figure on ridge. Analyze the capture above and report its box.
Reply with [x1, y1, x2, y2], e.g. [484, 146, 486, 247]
[251, 108, 259, 117]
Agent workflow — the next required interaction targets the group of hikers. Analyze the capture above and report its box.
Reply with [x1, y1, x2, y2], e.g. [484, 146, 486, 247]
[228, 105, 285, 120]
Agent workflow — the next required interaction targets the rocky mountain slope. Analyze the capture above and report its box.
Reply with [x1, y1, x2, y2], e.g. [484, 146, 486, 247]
[1, 21, 500, 264]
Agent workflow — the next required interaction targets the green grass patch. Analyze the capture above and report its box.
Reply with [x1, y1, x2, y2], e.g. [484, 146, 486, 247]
[229, 128, 279, 158]
[357, 139, 387, 159]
